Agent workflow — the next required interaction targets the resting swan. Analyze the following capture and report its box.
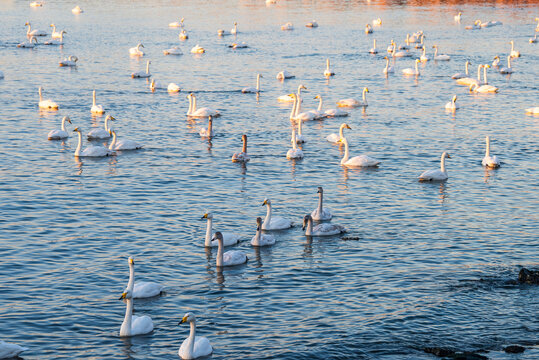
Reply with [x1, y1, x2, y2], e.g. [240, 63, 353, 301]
[337, 87, 369, 108]
[119, 289, 154, 337]
[445, 95, 459, 111]
[178, 313, 213, 360]
[326, 123, 351, 143]
[73, 128, 114, 157]
[303, 214, 346, 236]
[91, 90, 105, 114]
[202, 213, 240, 247]
[38, 87, 59, 110]
[286, 130, 304, 159]
[231, 134, 250, 162]
[179, 30, 188, 40]
[190, 44, 205, 54]
[482, 136, 500, 168]
[163, 46, 182, 55]
[72, 6, 83, 14]
[48, 116, 71, 140]
[186, 93, 220, 117]
[242, 74, 262, 93]
[281, 22, 294, 31]
[525, 107, 539, 115]
[129, 43, 144, 56]
[109, 130, 142, 151]
[469, 82, 498, 94]
[276, 70, 295, 80]
[59, 55, 78, 67]
[369, 39, 378, 54]
[131, 61, 151, 78]
[311, 186, 332, 221]
[251, 217, 276, 246]
[87, 115, 114, 139]
[50, 24, 64, 39]
[124, 257, 164, 298]
[340, 137, 380, 167]
[418, 152, 451, 181]
[169, 18, 184, 28]
[261, 198, 293, 230]
[213, 232, 248, 267]
[324, 58, 335, 77]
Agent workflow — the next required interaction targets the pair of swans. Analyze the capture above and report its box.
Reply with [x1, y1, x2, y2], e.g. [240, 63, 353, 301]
[336, 87, 369, 108]
[288, 93, 317, 122]
[456, 64, 486, 86]
[38, 87, 58, 110]
[129, 43, 144, 56]
[17, 36, 38, 48]
[242, 74, 262, 93]
[303, 214, 346, 236]
[109, 129, 143, 151]
[186, 93, 220, 117]
[327, 123, 351, 144]
[73, 128, 114, 157]
[59, 55, 78, 67]
[432, 45, 451, 61]
[311, 186, 332, 221]
[44, 30, 66, 45]
[91, 90, 105, 114]
[88, 115, 114, 139]
[340, 137, 381, 167]
[451, 61, 471, 79]
[150, 79, 181, 93]
[131, 61, 151, 78]
[178, 313, 213, 359]
[391, 44, 411, 58]
[199, 116, 214, 137]
[419, 152, 451, 181]
[324, 59, 335, 77]
[402, 59, 421, 76]
[202, 212, 241, 247]
[163, 46, 182, 55]
[25, 22, 47, 36]
[50, 24, 64, 39]
[48, 116, 71, 139]
[286, 130, 304, 159]
[261, 198, 293, 230]
[469, 65, 498, 93]
[217, 21, 238, 36]
[0, 340, 27, 359]
[231, 134, 250, 162]
[445, 95, 459, 111]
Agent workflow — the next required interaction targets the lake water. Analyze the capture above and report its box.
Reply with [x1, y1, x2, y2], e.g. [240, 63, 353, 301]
[0, 0, 538, 359]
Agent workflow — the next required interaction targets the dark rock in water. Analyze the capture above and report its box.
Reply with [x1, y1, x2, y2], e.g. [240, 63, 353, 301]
[424, 347, 455, 357]
[504, 345, 525, 353]
[423, 347, 488, 359]
[518, 268, 539, 284]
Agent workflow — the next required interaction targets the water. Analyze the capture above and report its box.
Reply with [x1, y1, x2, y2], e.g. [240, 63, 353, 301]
[1, 0, 538, 358]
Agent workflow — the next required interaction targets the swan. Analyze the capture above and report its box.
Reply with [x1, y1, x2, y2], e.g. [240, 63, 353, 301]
[294, 94, 317, 121]
[242, 74, 262, 93]
[150, 79, 166, 91]
[124, 257, 164, 298]
[445, 95, 459, 111]
[414, 33, 425, 49]
[525, 107, 539, 115]
[72, 5, 83, 14]
[29, 1, 43, 6]
[387, 40, 396, 53]
[309, 95, 326, 119]
[340, 137, 380, 167]
[251, 217, 276, 246]
[187, 93, 220, 117]
[451, 61, 471, 79]
[231, 21, 238, 34]
[48, 116, 71, 140]
[492, 56, 500, 67]
[131, 61, 151, 78]
[470, 83, 498, 93]
[306, 20, 318, 28]
[530, 33, 537, 43]
[178, 313, 213, 360]
[276, 70, 295, 81]
[179, 30, 188, 40]
[295, 117, 306, 143]
[59, 55, 78, 67]
[168, 83, 181, 92]
[278, 84, 305, 102]
[456, 64, 483, 86]
[324, 58, 335, 77]
[454, 12, 462, 22]
[163, 46, 182, 55]
[509, 40, 520, 58]
[190, 44, 205, 54]
[199, 116, 214, 137]
[281, 22, 294, 30]
[87, 115, 114, 139]
[433, 45, 450, 61]
[383, 56, 395, 74]
[373, 18, 382, 26]
[303, 214, 346, 236]
[38, 87, 59, 110]
[499, 55, 513, 74]
[17, 36, 38, 48]
[213, 232, 248, 267]
[202, 213, 240, 247]
[50, 24, 63, 39]
[25, 22, 47, 36]
[369, 39, 378, 54]
[402, 59, 420, 76]
[129, 43, 144, 56]
[231, 134, 250, 162]
[286, 130, 304, 159]
[169, 18, 184, 28]
[119, 289, 154, 337]
[408, 31, 422, 43]
[311, 186, 332, 221]
[287, 95, 306, 142]
[465, 20, 482, 30]
[365, 24, 373, 34]
[261, 199, 293, 230]
[109, 130, 142, 151]
[482, 136, 500, 168]
[337, 87, 369, 108]
[399, 34, 411, 50]
[420, 46, 430, 62]
[419, 152, 451, 181]
[91, 90, 105, 114]
[481, 20, 502, 28]
[73, 128, 114, 157]
[326, 123, 351, 143]
[228, 42, 249, 49]
[44, 30, 66, 45]
[392, 45, 411, 58]
[0, 340, 28, 359]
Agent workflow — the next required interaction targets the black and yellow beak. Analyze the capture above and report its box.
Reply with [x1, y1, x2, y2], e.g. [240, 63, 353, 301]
[178, 316, 188, 325]
[119, 292, 126, 300]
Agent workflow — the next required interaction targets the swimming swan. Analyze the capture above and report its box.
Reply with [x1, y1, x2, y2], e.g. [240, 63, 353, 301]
[129, 43, 144, 56]
[451, 61, 470, 79]
[365, 24, 373, 34]
[231, 134, 250, 162]
[311, 186, 332, 221]
[124, 257, 163, 298]
[169, 18, 184, 28]
[48, 116, 71, 140]
[109, 130, 142, 151]
[242, 74, 262, 93]
[59, 55, 78, 67]
[190, 45, 205, 53]
[91, 90, 105, 114]
[306, 20, 318, 28]
[213, 232, 248, 267]
[341, 137, 381, 167]
[38, 87, 59, 110]
[499, 55, 513, 74]
[278, 84, 305, 102]
[178, 313, 213, 360]
[509, 40, 520, 58]
[74, 128, 114, 157]
[199, 116, 214, 137]
[326, 123, 351, 143]
[276, 70, 295, 81]
[418, 152, 451, 181]
[87, 115, 114, 139]
[402, 59, 421, 76]
[383, 56, 395, 74]
[179, 30, 189, 40]
[525, 107, 539, 115]
[44, 30, 66, 45]
[337, 87, 369, 108]
[433, 45, 451, 61]
[445, 95, 459, 111]
[119, 289, 154, 337]
[454, 12, 462, 22]
[131, 61, 151, 78]
[251, 217, 276, 246]
[50, 24, 64, 39]
[17, 36, 38, 48]
[202, 213, 241, 247]
[420, 46, 430, 62]
[25, 22, 47, 36]
[482, 136, 500, 168]
[324, 58, 335, 77]
[163, 46, 183, 55]
[456, 64, 483, 86]
[286, 130, 304, 159]
[303, 214, 346, 236]
[261, 198, 293, 230]
[186, 93, 220, 117]
[72, 6, 83, 14]
[309, 95, 327, 119]
[369, 39, 378, 54]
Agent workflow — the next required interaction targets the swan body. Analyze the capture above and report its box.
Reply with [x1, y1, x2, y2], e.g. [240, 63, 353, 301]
[59, 55, 78, 67]
[87, 115, 114, 139]
[509, 40, 520, 58]
[25, 22, 47, 36]
[419, 152, 451, 181]
[402, 59, 421, 76]
[373, 18, 382, 26]
[525, 107, 539, 115]
[202, 213, 240, 247]
[469, 83, 498, 93]
[433, 45, 450, 61]
[454, 12, 462, 22]
[499, 56, 513, 74]
[242, 74, 262, 93]
[29, 1, 43, 6]
[337, 87, 369, 108]
[294, 96, 317, 121]
[119, 289, 154, 337]
[178, 313, 213, 360]
[251, 217, 276, 246]
[482, 136, 500, 168]
[281, 22, 294, 31]
[0, 340, 28, 359]
[163, 46, 182, 55]
[131, 61, 151, 78]
[150, 79, 166, 91]
[340, 137, 380, 167]
[179, 30, 188, 40]
[324, 108, 349, 117]
[327, 123, 351, 143]
[48, 116, 71, 140]
[168, 83, 181, 92]
[278, 84, 305, 102]
[276, 70, 295, 80]
[261, 199, 292, 230]
[365, 24, 373, 34]
[369, 39, 378, 54]
[311, 186, 332, 221]
[324, 58, 335, 77]
[125, 257, 164, 298]
[231, 134, 250, 162]
[286, 130, 304, 159]
[303, 214, 346, 237]
[38, 87, 59, 110]
[392, 44, 412, 58]
[50, 24, 63, 39]
[44, 30, 66, 45]
[109, 130, 142, 151]
[530, 33, 537, 43]
[91, 90, 105, 114]
[72, 6, 83, 14]
[129, 43, 144, 56]
[383, 56, 395, 74]
[186, 93, 220, 117]
[230, 21, 238, 34]
[190, 44, 205, 53]
[306, 20, 318, 28]
[420, 46, 430, 62]
[73, 128, 114, 157]
[445, 95, 459, 111]
[481, 20, 502, 28]
[199, 116, 214, 137]
[213, 232, 248, 267]
[456, 64, 483, 86]
[169, 18, 184, 28]
[452, 61, 470, 79]
[18, 36, 38, 48]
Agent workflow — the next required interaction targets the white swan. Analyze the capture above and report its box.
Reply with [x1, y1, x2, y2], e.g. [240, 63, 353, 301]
[482, 136, 500, 168]
[420, 46, 430, 62]
[451, 61, 470, 79]
[445, 95, 459, 111]
[499, 55, 513, 74]
[337, 87, 369, 108]
[168, 83, 181, 92]
[119, 289, 154, 337]
[402, 59, 420, 76]
[91, 90, 105, 114]
[387, 40, 396, 53]
[129, 43, 144, 56]
[525, 107, 539, 115]
[50, 24, 63, 39]
[365, 24, 373, 34]
[465, 20, 482, 30]
[0, 340, 28, 359]
[383, 56, 395, 74]
[231, 21, 238, 34]
[242, 74, 262, 93]
[276, 70, 295, 80]
[281, 22, 294, 30]
[48, 116, 71, 140]
[186, 93, 220, 117]
[72, 5, 83, 14]
[373, 18, 382, 26]
[306, 20, 318, 28]
[150, 79, 166, 91]
[87, 115, 114, 139]
[178, 313, 213, 360]
[309, 95, 326, 119]
[341, 137, 380, 167]
[213, 232, 248, 267]
[163, 46, 182, 55]
[278, 84, 305, 102]
[469, 82, 498, 94]
[74, 128, 114, 157]
[179, 30, 188, 40]
[369, 39, 378, 54]
[231, 134, 250, 162]
[454, 12, 462, 22]
[433, 45, 450, 61]
[414, 33, 425, 49]
[25, 21, 47, 36]
[261, 198, 293, 230]
[311, 186, 332, 221]
[38, 87, 59, 110]
[419, 152, 451, 181]
[169, 18, 184, 28]
[391, 44, 412, 58]
[131, 61, 151, 78]
[251, 217, 276, 246]
[44, 30, 66, 45]
[17, 36, 38, 48]
[29, 1, 43, 6]
[294, 94, 317, 121]
[324, 58, 335, 77]
[199, 116, 214, 137]
[109, 130, 142, 151]
[456, 64, 483, 86]
[492, 56, 500, 67]
[399, 34, 411, 50]
[303, 214, 346, 236]
[287, 95, 306, 142]
[59, 55, 78, 67]
[286, 130, 304, 159]
[509, 40, 520, 58]
[530, 33, 537, 43]
[124, 257, 164, 299]
[327, 123, 351, 143]
[202, 213, 240, 247]
[190, 44, 205, 54]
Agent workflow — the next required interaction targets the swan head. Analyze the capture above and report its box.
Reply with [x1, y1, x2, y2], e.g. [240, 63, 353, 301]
[484, 64, 491, 69]
[442, 152, 451, 159]
[201, 212, 213, 220]
[128, 256, 135, 265]
[314, 95, 320, 99]
[179, 312, 195, 325]
[363, 87, 369, 93]
[256, 217, 262, 229]
[105, 115, 116, 121]
[138, 43, 144, 48]
[432, 45, 438, 48]
[262, 198, 270, 206]
[302, 214, 313, 230]
[50, 23, 55, 27]
[234, 21, 238, 25]
[299, 84, 307, 91]
[25, 21, 30, 26]
[73, 127, 81, 133]
[452, 95, 457, 102]
[415, 59, 420, 63]
[63, 116, 72, 124]
[317, 186, 323, 194]
[120, 288, 133, 300]
[210, 232, 223, 244]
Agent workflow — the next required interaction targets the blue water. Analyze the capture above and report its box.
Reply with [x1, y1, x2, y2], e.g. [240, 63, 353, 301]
[0, 0, 538, 358]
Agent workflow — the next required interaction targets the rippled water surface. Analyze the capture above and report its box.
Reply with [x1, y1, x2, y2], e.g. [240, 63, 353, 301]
[1, 0, 538, 359]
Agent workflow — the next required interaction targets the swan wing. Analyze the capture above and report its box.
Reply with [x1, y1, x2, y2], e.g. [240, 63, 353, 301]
[48, 129, 68, 139]
[419, 169, 447, 181]
[311, 208, 332, 221]
[131, 315, 154, 336]
[344, 155, 380, 167]
[133, 282, 164, 298]
[194, 336, 213, 358]
[313, 223, 346, 236]
[223, 250, 248, 266]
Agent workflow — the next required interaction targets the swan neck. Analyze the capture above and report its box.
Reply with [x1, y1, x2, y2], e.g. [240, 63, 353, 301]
[465, 61, 469, 75]
[122, 298, 133, 336]
[205, 218, 212, 246]
[485, 137, 490, 157]
[362, 89, 367, 102]
[483, 66, 488, 84]
[440, 154, 447, 173]
[477, 65, 482, 80]
[256, 75, 260, 91]
[317, 191, 323, 215]
[61, 117, 66, 132]
[242, 137, 247, 153]
[263, 203, 272, 228]
[92, 91, 96, 106]
[326, 59, 330, 70]
[186, 320, 196, 356]
[292, 131, 297, 150]
[507, 56, 511, 67]
[105, 116, 110, 132]
[341, 140, 349, 164]
[39, 87, 43, 102]
[216, 237, 224, 267]
[109, 131, 116, 150]
[434, 47, 438, 57]
[317, 97, 323, 111]
[192, 96, 197, 112]
[146, 61, 150, 74]
[289, 96, 297, 119]
[385, 57, 389, 70]
[75, 131, 82, 156]
[415, 61, 419, 72]
[373, 39, 376, 47]
[187, 95, 193, 115]
[305, 218, 313, 236]
[297, 117, 303, 135]
[208, 119, 212, 135]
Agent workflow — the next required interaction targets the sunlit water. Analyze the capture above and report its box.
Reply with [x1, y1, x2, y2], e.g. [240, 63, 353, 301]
[1, 0, 538, 359]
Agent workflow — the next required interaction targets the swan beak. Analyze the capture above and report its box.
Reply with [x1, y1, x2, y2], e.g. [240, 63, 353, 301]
[201, 213, 208, 219]
[447, 154, 451, 158]
[262, 200, 267, 205]
[119, 292, 126, 300]
[129, 258, 135, 265]
[178, 316, 188, 325]
[346, 125, 352, 129]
